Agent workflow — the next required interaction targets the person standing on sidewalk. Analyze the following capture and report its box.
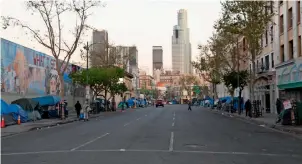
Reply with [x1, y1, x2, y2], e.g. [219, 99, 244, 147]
[74, 101, 82, 118]
[82, 100, 91, 121]
[276, 98, 282, 115]
[245, 99, 252, 117]
[188, 100, 192, 111]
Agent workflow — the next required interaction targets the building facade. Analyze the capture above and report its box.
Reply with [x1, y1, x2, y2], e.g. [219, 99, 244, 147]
[139, 73, 154, 90]
[274, 1, 302, 104]
[152, 46, 163, 72]
[90, 30, 108, 67]
[172, 9, 192, 74]
[0, 38, 85, 106]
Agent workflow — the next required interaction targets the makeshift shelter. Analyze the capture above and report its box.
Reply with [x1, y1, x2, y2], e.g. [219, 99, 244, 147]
[1, 99, 10, 115]
[11, 98, 39, 112]
[32, 95, 61, 107]
[9, 104, 28, 123]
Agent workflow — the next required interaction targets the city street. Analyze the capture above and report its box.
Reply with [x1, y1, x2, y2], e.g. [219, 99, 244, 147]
[2, 105, 302, 164]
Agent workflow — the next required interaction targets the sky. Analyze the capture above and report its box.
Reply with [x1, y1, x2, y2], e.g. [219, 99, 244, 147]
[0, 0, 221, 75]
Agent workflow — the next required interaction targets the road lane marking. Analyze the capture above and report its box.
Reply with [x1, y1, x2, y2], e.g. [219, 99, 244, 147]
[174, 112, 175, 117]
[70, 133, 109, 151]
[2, 149, 302, 158]
[145, 114, 147, 116]
[124, 122, 131, 127]
[172, 122, 175, 127]
[169, 132, 174, 151]
[136, 117, 141, 121]
[173, 117, 175, 120]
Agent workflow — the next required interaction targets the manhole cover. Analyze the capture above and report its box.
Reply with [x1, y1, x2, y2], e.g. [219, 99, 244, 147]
[184, 144, 207, 148]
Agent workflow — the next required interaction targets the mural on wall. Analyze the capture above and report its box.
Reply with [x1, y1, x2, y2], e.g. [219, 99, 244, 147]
[1, 38, 82, 97]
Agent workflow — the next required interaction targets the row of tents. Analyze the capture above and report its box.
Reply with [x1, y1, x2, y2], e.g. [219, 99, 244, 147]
[118, 98, 148, 109]
[1, 95, 61, 125]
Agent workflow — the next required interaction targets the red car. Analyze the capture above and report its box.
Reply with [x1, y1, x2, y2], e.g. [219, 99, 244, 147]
[155, 99, 164, 108]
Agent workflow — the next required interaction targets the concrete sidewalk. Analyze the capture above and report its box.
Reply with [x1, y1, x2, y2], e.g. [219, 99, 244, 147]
[208, 108, 302, 136]
[1, 112, 110, 138]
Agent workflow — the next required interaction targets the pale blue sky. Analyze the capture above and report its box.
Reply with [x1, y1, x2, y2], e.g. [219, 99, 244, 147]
[0, 0, 221, 74]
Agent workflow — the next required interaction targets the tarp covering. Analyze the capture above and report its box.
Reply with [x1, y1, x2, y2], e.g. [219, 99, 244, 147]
[27, 110, 41, 121]
[11, 98, 39, 112]
[1, 99, 9, 115]
[9, 104, 28, 123]
[32, 95, 61, 106]
[127, 99, 134, 107]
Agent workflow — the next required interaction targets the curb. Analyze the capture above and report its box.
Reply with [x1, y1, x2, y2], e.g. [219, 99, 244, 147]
[1, 113, 108, 139]
[208, 109, 302, 136]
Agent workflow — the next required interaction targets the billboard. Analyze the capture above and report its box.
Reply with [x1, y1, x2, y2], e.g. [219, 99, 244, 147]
[0, 38, 80, 96]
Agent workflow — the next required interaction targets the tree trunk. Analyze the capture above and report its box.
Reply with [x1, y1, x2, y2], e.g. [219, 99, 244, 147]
[250, 51, 256, 102]
[59, 73, 65, 119]
[238, 89, 242, 115]
[112, 94, 116, 111]
[104, 89, 108, 111]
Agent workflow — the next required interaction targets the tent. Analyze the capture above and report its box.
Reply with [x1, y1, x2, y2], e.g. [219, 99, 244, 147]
[11, 98, 39, 112]
[32, 95, 61, 106]
[9, 104, 28, 123]
[1, 99, 9, 115]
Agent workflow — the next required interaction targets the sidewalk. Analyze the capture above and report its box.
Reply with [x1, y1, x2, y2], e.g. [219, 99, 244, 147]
[209, 108, 302, 136]
[1, 111, 111, 138]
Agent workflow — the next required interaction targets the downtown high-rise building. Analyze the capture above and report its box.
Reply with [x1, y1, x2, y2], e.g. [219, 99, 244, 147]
[152, 46, 163, 71]
[90, 30, 108, 67]
[172, 9, 192, 74]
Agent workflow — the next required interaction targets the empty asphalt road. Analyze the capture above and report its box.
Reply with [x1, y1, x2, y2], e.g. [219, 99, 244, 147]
[2, 105, 302, 164]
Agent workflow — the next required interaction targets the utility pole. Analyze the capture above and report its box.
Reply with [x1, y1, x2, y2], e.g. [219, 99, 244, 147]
[84, 42, 90, 105]
[237, 37, 241, 115]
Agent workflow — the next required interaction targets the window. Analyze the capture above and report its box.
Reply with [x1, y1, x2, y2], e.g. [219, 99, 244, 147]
[271, 53, 274, 68]
[289, 40, 293, 59]
[280, 15, 284, 34]
[280, 45, 284, 62]
[265, 55, 270, 70]
[270, 26, 274, 42]
[288, 8, 293, 28]
[298, 1, 301, 24]
[261, 58, 264, 67]
[265, 30, 268, 45]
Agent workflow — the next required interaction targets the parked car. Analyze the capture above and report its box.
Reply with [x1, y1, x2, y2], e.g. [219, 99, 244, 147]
[155, 99, 164, 108]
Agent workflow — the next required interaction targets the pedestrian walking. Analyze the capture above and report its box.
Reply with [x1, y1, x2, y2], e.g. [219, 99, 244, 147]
[74, 101, 82, 118]
[81, 100, 91, 121]
[245, 99, 252, 117]
[188, 100, 192, 111]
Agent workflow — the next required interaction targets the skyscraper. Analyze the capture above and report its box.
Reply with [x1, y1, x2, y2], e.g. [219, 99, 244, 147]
[152, 46, 163, 71]
[172, 9, 192, 74]
[90, 30, 108, 67]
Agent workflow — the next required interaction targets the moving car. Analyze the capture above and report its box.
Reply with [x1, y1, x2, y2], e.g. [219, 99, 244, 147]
[155, 99, 164, 108]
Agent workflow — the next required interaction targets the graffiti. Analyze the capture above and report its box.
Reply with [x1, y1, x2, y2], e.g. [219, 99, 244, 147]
[0, 38, 82, 96]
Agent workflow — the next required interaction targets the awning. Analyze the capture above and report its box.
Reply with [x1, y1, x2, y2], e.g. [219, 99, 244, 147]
[277, 81, 302, 90]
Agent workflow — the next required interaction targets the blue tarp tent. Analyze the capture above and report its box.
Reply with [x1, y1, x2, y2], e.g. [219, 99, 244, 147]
[32, 95, 61, 106]
[9, 104, 28, 123]
[127, 99, 134, 107]
[1, 99, 9, 115]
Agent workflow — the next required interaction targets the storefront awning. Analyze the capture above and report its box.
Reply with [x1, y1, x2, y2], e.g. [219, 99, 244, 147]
[277, 81, 302, 90]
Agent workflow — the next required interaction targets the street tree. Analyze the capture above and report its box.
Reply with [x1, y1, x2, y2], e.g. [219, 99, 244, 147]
[69, 67, 107, 99]
[179, 75, 198, 100]
[223, 70, 249, 114]
[70, 66, 125, 111]
[215, 1, 274, 100]
[1, 0, 103, 100]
